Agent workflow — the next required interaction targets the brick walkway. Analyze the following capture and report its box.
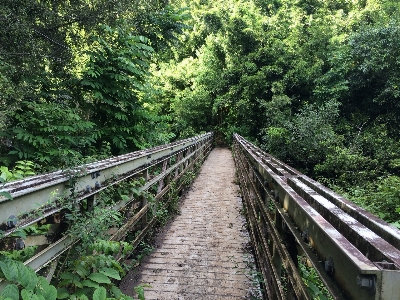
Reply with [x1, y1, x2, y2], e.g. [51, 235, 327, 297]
[120, 148, 255, 299]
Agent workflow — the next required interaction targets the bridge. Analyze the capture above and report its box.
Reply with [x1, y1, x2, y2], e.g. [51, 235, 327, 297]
[0, 133, 399, 299]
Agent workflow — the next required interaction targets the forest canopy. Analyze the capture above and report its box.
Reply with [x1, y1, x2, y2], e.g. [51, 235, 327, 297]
[1, 0, 399, 224]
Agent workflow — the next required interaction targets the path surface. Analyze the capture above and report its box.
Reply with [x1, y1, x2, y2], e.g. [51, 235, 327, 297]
[120, 147, 256, 299]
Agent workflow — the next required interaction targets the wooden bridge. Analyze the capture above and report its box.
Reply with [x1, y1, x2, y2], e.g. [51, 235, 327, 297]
[1, 133, 400, 299]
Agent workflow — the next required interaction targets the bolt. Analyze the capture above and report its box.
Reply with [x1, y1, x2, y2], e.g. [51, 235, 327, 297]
[281, 220, 289, 232]
[7, 215, 18, 228]
[302, 229, 309, 243]
[357, 275, 376, 295]
[377, 260, 394, 270]
[15, 238, 25, 250]
[86, 185, 92, 193]
[324, 257, 334, 275]
[95, 181, 101, 189]
[96, 171, 101, 178]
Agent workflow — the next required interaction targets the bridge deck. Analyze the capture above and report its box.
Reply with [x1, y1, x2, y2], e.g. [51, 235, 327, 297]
[120, 147, 257, 299]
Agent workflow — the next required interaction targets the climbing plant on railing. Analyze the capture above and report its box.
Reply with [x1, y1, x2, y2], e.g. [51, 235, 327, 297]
[298, 257, 333, 300]
[0, 239, 137, 300]
[0, 161, 36, 200]
[56, 240, 134, 300]
[0, 255, 57, 300]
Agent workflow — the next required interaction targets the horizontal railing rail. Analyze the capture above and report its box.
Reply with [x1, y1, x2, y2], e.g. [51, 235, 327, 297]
[233, 133, 400, 300]
[0, 133, 214, 286]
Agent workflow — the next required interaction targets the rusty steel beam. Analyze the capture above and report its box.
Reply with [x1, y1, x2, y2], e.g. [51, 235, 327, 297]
[233, 134, 400, 300]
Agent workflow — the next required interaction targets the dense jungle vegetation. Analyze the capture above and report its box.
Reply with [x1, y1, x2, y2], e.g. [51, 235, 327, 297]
[1, 0, 399, 227]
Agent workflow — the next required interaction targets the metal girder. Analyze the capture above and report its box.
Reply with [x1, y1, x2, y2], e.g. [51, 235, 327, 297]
[0, 134, 213, 278]
[233, 134, 400, 300]
[0, 133, 213, 235]
[298, 175, 400, 250]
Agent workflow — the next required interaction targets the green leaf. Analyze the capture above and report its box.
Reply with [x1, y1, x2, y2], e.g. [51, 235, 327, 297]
[12, 230, 27, 239]
[0, 191, 13, 200]
[0, 258, 18, 282]
[40, 284, 57, 299]
[307, 282, 320, 296]
[74, 264, 90, 278]
[16, 262, 37, 290]
[110, 285, 122, 298]
[70, 291, 89, 300]
[56, 288, 69, 299]
[21, 289, 39, 300]
[99, 268, 121, 280]
[134, 284, 151, 300]
[1, 284, 19, 300]
[88, 273, 111, 284]
[319, 294, 329, 300]
[81, 279, 100, 289]
[93, 287, 106, 300]
[35, 277, 57, 300]
[59, 272, 74, 281]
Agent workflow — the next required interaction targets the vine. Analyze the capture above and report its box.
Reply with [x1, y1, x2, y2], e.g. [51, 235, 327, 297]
[298, 256, 333, 300]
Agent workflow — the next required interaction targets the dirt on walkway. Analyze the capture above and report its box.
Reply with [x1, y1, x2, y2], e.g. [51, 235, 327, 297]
[120, 147, 259, 300]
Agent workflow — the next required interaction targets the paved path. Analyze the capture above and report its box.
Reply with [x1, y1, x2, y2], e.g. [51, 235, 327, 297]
[120, 148, 256, 299]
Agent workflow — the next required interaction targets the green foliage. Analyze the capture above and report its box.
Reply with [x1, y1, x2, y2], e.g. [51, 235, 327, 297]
[161, 0, 400, 225]
[4, 101, 96, 168]
[0, 247, 37, 263]
[1, 161, 35, 182]
[89, 240, 133, 257]
[299, 257, 332, 300]
[80, 24, 154, 154]
[1, 160, 35, 200]
[182, 171, 196, 187]
[0, 255, 57, 300]
[0, 0, 187, 167]
[66, 205, 123, 252]
[134, 284, 151, 300]
[263, 100, 340, 171]
[56, 248, 133, 300]
[338, 176, 400, 225]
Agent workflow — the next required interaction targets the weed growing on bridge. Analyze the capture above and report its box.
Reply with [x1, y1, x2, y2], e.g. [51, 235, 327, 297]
[167, 182, 180, 215]
[56, 240, 133, 299]
[299, 257, 333, 300]
[134, 283, 152, 300]
[182, 170, 196, 187]
[134, 241, 154, 264]
[0, 172, 151, 299]
[0, 246, 37, 263]
[231, 254, 264, 300]
[0, 239, 137, 299]
[0, 255, 57, 299]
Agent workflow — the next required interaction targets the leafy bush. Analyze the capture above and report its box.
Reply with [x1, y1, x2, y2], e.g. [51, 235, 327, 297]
[263, 100, 340, 171]
[4, 102, 96, 168]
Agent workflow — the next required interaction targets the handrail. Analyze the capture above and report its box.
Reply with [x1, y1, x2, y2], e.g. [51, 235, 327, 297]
[0, 133, 212, 235]
[0, 133, 214, 282]
[233, 133, 400, 300]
